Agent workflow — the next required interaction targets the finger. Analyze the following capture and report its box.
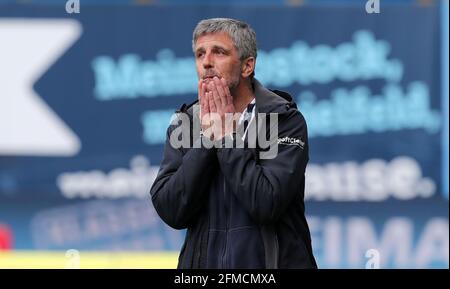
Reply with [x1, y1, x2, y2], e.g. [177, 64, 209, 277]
[202, 82, 211, 116]
[220, 77, 233, 107]
[213, 77, 227, 106]
[201, 81, 206, 98]
[201, 82, 207, 113]
[199, 81, 203, 115]
[208, 92, 217, 112]
[198, 80, 203, 101]
[207, 81, 220, 105]
[199, 80, 207, 109]
[204, 91, 210, 114]
[209, 81, 223, 111]
[202, 92, 211, 130]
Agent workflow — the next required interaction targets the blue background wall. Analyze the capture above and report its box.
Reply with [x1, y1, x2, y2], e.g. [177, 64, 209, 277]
[0, 1, 448, 268]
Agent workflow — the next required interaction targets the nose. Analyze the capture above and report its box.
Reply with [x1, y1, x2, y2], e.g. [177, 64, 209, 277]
[202, 51, 213, 69]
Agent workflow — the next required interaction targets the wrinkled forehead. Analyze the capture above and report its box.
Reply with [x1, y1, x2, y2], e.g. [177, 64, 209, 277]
[194, 32, 236, 50]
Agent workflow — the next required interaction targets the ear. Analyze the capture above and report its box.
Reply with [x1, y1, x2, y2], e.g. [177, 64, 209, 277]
[241, 57, 255, 78]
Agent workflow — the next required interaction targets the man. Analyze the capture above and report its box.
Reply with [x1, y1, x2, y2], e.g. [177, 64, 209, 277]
[150, 18, 317, 269]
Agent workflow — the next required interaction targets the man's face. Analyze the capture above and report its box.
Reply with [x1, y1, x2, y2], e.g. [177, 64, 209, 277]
[194, 32, 242, 91]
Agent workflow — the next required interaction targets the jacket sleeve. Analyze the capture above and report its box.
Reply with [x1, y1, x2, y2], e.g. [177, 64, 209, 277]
[216, 108, 309, 225]
[150, 123, 217, 230]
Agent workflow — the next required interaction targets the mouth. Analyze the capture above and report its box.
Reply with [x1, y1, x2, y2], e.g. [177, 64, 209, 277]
[202, 76, 216, 81]
[202, 73, 220, 82]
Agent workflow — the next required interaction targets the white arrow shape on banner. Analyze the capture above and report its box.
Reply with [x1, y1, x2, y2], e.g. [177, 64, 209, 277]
[0, 19, 82, 156]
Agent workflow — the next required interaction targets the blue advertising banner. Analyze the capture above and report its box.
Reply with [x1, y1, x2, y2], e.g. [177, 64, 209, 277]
[0, 4, 448, 268]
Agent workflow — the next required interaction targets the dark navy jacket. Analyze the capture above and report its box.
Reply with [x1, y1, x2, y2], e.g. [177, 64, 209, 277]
[150, 79, 317, 269]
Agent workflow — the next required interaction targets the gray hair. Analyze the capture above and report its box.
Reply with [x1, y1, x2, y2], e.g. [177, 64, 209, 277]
[192, 18, 257, 61]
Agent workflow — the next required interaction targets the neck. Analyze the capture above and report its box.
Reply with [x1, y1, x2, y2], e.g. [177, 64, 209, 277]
[231, 78, 255, 113]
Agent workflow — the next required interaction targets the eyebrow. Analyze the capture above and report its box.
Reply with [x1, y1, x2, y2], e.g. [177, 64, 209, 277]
[212, 45, 229, 51]
[195, 45, 230, 54]
[195, 47, 205, 54]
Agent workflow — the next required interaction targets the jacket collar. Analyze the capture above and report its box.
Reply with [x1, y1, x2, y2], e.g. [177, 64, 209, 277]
[253, 78, 292, 113]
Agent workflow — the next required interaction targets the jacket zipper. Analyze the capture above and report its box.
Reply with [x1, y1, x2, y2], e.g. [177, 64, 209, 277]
[222, 179, 229, 268]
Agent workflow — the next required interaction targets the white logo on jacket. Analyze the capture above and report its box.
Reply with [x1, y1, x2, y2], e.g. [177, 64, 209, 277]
[277, 136, 305, 149]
